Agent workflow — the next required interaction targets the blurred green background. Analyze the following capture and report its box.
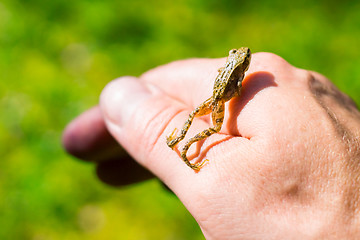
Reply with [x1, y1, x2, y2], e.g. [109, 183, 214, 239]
[1, 0, 360, 239]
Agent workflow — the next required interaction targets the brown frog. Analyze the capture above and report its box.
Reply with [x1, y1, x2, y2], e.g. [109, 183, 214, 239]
[166, 47, 251, 171]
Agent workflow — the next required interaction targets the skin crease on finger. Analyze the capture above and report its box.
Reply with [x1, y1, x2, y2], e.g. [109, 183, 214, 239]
[99, 53, 360, 239]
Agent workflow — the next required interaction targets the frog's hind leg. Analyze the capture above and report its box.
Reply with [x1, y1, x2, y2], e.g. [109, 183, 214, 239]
[181, 100, 225, 171]
[167, 98, 212, 149]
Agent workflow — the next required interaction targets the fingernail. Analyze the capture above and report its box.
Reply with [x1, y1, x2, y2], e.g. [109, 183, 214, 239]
[100, 77, 151, 130]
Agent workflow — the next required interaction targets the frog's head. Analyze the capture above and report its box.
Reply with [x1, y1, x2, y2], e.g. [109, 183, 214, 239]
[228, 47, 251, 72]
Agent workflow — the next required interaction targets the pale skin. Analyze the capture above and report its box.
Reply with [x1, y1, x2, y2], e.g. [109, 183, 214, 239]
[63, 52, 360, 239]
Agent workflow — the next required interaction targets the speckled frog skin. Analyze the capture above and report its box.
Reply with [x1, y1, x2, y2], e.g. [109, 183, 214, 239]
[166, 47, 251, 171]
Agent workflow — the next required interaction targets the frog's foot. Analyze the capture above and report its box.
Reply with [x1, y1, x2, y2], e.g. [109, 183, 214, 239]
[166, 128, 179, 149]
[189, 159, 209, 172]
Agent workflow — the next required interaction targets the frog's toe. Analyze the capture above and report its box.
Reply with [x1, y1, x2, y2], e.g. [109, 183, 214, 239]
[170, 128, 178, 137]
[191, 159, 209, 171]
[166, 139, 178, 149]
[166, 132, 178, 149]
[166, 128, 178, 146]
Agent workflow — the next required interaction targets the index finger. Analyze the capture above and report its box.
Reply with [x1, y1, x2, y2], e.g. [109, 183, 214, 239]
[139, 51, 295, 108]
[140, 58, 225, 108]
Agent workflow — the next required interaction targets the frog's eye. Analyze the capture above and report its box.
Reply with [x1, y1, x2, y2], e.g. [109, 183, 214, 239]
[229, 49, 237, 54]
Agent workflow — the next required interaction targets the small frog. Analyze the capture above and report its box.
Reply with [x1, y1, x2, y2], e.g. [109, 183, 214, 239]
[166, 47, 251, 171]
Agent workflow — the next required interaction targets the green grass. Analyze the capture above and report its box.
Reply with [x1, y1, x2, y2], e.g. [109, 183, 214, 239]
[1, 0, 360, 239]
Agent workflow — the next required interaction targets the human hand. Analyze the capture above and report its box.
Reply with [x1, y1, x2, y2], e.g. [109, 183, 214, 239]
[63, 52, 360, 239]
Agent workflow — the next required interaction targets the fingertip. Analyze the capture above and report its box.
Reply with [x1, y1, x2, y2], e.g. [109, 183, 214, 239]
[62, 117, 81, 157]
[100, 76, 151, 129]
[62, 107, 102, 159]
[62, 106, 123, 161]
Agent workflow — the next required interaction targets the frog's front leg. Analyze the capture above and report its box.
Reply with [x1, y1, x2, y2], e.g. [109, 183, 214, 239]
[181, 100, 225, 171]
[166, 97, 213, 149]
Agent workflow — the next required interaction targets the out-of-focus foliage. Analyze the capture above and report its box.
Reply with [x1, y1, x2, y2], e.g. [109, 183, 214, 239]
[0, 0, 359, 239]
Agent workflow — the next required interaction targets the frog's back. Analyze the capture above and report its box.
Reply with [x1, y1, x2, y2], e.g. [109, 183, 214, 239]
[212, 65, 235, 100]
[212, 48, 251, 101]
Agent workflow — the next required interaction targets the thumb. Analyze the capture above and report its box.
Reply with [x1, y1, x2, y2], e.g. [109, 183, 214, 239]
[100, 76, 209, 182]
